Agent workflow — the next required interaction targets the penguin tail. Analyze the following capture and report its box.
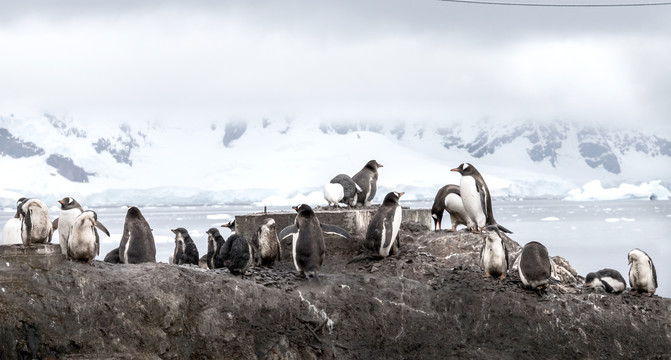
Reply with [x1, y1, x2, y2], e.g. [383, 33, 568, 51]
[307, 271, 320, 282]
[496, 224, 513, 234]
[347, 253, 383, 265]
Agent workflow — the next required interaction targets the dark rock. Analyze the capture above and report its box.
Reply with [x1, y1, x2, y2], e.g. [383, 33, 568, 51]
[0, 128, 45, 158]
[46, 154, 90, 183]
[223, 121, 247, 147]
[0, 229, 669, 359]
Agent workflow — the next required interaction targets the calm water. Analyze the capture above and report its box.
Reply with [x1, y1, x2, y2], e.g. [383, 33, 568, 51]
[2, 199, 669, 297]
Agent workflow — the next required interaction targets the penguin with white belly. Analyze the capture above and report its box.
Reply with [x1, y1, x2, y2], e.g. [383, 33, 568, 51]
[105, 206, 156, 264]
[450, 163, 511, 234]
[365, 191, 404, 258]
[431, 185, 473, 232]
[279, 204, 350, 280]
[206, 227, 226, 269]
[628, 248, 657, 295]
[19, 198, 53, 245]
[52, 197, 84, 257]
[171, 228, 200, 266]
[2, 198, 27, 245]
[584, 268, 626, 293]
[67, 210, 110, 263]
[479, 225, 509, 279]
[352, 160, 383, 207]
[324, 174, 362, 208]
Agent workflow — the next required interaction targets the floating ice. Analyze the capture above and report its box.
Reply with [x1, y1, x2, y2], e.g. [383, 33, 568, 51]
[541, 217, 560, 222]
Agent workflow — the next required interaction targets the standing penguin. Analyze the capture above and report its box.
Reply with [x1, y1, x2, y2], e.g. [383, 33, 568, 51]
[19, 198, 53, 245]
[219, 220, 253, 275]
[52, 197, 84, 256]
[324, 174, 362, 208]
[251, 218, 281, 267]
[479, 226, 509, 279]
[171, 228, 200, 266]
[365, 191, 404, 258]
[518, 241, 558, 289]
[107, 206, 156, 264]
[628, 248, 657, 295]
[279, 204, 350, 280]
[67, 210, 110, 263]
[584, 269, 627, 293]
[451, 163, 511, 234]
[352, 160, 383, 207]
[431, 185, 473, 231]
[2, 198, 27, 245]
[206, 227, 226, 269]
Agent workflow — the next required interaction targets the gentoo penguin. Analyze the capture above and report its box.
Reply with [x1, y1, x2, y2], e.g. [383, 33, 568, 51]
[2, 198, 26, 245]
[52, 197, 84, 256]
[431, 185, 473, 231]
[584, 268, 627, 293]
[518, 241, 558, 289]
[451, 163, 511, 234]
[220, 220, 253, 275]
[67, 210, 110, 263]
[365, 191, 404, 258]
[171, 228, 200, 266]
[206, 227, 226, 269]
[628, 248, 657, 295]
[279, 204, 350, 280]
[251, 218, 281, 267]
[352, 160, 383, 207]
[479, 225, 509, 279]
[115, 206, 156, 264]
[18, 198, 53, 245]
[324, 174, 362, 208]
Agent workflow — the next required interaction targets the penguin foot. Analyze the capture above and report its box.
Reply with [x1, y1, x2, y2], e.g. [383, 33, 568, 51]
[483, 272, 491, 278]
[498, 274, 506, 280]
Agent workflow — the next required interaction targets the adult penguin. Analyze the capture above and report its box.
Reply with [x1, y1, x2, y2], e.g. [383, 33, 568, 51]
[479, 225, 509, 279]
[67, 210, 110, 263]
[19, 198, 53, 245]
[431, 185, 472, 231]
[628, 248, 657, 295]
[171, 228, 199, 266]
[279, 204, 350, 280]
[352, 160, 383, 207]
[584, 269, 627, 293]
[206, 227, 226, 269]
[252, 218, 281, 267]
[451, 163, 511, 234]
[112, 206, 156, 264]
[324, 174, 362, 208]
[518, 241, 558, 290]
[52, 196, 84, 256]
[2, 198, 26, 245]
[220, 220, 253, 275]
[365, 191, 404, 258]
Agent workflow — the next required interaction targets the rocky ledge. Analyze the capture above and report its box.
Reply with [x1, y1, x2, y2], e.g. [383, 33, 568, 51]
[0, 224, 669, 359]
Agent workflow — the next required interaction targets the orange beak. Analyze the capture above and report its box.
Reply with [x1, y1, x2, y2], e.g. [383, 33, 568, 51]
[450, 168, 460, 172]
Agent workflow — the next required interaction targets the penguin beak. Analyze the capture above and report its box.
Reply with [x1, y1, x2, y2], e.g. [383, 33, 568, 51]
[450, 168, 460, 172]
[171, 229, 178, 234]
[221, 224, 229, 228]
[58, 200, 64, 205]
[292, 206, 298, 211]
[378, 164, 384, 168]
[398, 192, 405, 197]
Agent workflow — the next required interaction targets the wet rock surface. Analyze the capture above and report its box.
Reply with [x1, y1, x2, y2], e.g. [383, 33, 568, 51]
[1, 226, 670, 359]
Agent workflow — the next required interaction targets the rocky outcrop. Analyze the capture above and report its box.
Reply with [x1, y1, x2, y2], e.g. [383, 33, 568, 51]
[0, 128, 45, 158]
[46, 154, 90, 183]
[0, 225, 669, 359]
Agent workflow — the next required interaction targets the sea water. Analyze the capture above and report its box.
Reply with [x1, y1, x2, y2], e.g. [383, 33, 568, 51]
[1, 199, 668, 297]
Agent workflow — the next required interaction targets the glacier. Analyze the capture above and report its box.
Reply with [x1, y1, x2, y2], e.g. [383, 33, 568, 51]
[0, 114, 669, 208]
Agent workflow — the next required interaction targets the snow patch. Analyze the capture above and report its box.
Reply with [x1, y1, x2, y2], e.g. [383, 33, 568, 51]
[564, 180, 670, 201]
[541, 217, 560, 221]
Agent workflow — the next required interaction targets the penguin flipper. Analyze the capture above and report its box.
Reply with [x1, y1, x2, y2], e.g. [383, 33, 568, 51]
[496, 224, 513, 234]
[279, 225, 298, 242]
[321, 224, 350, 239]
[503, 239, 509, 270]
[476, 181, 488, 221]
[52, 217, 59, 230]
[650, 257, 658, 289]
[601, 277, 614, 293]
[95, 221, 111, 237]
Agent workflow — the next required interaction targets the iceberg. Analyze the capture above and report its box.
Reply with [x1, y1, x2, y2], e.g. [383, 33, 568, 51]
[563, 180, 670, 201]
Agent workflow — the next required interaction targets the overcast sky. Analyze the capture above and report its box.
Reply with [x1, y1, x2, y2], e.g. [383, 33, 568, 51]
[1, 0, 669, 128]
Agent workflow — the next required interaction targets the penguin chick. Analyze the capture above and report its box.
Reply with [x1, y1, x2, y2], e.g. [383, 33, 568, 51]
[171, 228, 199, 266]
[19, 198, 53, 245]
[68, 210, 110, 263]
[479, 225, 509, 279]
[220, 221, 253, 275]
[352, 160, 383, 207]
[252, 218, 281, 267]
[518, 241, 559, 290]
[628, 248, 657, 295]
[206, 227, 226, 269]
[584, 269, 626, 293]
[365, 191, 404, 258]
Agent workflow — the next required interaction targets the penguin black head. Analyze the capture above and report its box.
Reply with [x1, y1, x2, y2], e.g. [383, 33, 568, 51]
[584, 272, 598, 284]
[451, 163, 478, 176]
[171, 228, 189, 237]
[58, 196, 81, 210]
[292, 203, 315, 216]
[365, 160, 383, 171]
[221, 220, 236, 232]
[206, 227, 221, 237]
[382, 191, 404, 205]
[14, 197, 27, 218]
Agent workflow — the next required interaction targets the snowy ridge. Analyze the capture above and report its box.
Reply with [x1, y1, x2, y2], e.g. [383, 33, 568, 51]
[0, 114, 669, 207]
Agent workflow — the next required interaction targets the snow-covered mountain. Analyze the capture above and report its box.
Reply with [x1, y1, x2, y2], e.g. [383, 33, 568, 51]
[1, 113, 669, 208]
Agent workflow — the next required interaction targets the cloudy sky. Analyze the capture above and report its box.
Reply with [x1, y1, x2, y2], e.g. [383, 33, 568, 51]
[1, 0, 669, 128]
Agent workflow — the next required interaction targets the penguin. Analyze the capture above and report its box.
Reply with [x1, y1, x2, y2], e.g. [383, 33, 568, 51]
[479, 225, 509, 279]
[206, 227, 226, 269]
[279, 204, 350, 280]
[518, 241, 558, 289]
[117, 206, 156, 264]
[51, 197, 84, 256]
[219, 220, 253, 275]
[628, 248, 657, 295]
[171, 228, 200, 266]
[251, 218, 281, 267]
[324, 174, 362, 208]
[198, 255, 209, 269]
[103, 247, 121, 263]
[584, 268, 626, 293]
[2, 198, 26, 245]
[352, 160, 383, 207]
[18, 198, 53, 245]
[67, 210, 110, 263]
[365, 191, 404, 258]
[431, 185, 473, 231]
[450, 163, 511, 234]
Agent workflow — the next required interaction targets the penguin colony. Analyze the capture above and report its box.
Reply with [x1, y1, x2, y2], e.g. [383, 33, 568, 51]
[0, 160, 660, 295]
